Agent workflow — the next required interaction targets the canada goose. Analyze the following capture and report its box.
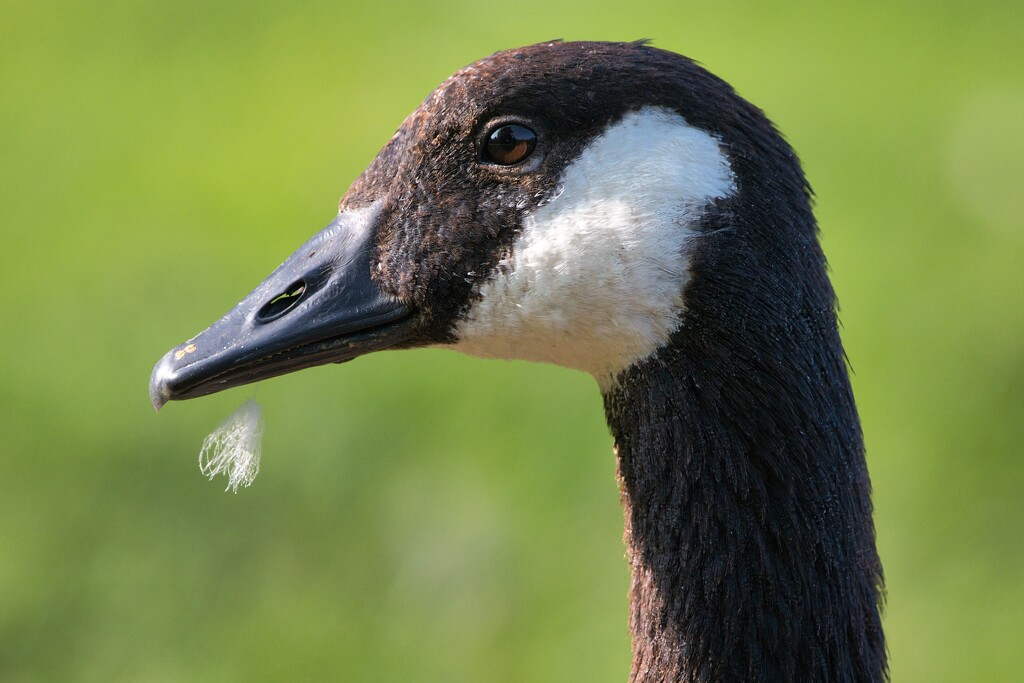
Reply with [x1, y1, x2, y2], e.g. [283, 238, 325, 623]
[150, 41, 886, 681]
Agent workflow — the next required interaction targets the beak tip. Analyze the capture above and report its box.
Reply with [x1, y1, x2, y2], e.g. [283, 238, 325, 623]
[149, 350, 176, 412]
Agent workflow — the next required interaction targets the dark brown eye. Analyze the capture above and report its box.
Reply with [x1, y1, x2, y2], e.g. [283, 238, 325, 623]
[483, 124, 537, 165]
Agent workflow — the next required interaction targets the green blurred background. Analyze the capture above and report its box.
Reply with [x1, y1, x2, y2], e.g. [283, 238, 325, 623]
[2, 1, 1022, 680]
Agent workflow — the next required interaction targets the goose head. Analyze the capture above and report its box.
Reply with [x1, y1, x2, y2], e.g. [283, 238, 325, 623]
[148, 40, 798, 405]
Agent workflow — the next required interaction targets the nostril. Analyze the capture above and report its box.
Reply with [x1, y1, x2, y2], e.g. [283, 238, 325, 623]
[257, 280, 306, 322]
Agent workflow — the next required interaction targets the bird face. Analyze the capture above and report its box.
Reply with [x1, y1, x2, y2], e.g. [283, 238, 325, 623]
[150, 42, 741, 408]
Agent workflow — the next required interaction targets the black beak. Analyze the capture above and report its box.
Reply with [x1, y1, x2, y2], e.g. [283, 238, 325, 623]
[149, 202, 414, 410]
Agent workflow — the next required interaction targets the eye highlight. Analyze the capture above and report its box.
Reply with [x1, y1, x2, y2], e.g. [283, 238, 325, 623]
[483, 124, 537, 165]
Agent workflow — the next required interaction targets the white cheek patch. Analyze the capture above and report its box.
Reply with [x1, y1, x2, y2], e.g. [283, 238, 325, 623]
[450, 106, 736, 388]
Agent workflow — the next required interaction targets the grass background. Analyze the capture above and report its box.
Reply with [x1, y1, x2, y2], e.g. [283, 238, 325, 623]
[2, 1, 1022, 680]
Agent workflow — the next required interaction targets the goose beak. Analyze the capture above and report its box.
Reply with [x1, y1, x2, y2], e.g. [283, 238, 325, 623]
[149, 202, 414, 411]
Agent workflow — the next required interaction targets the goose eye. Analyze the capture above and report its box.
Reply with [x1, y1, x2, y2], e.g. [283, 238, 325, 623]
[483, 124, 537, 165]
